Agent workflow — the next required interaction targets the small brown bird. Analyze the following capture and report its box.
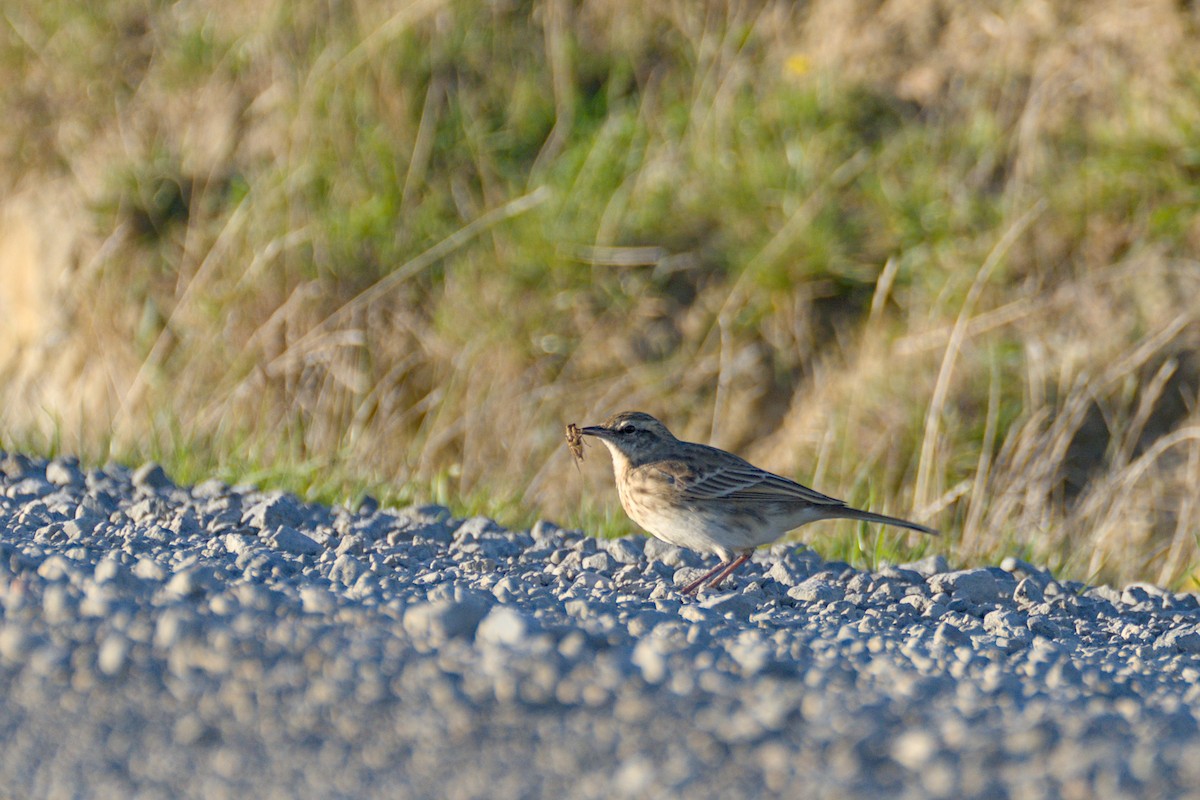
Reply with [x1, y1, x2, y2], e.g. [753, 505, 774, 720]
[578, 411, 937, 595]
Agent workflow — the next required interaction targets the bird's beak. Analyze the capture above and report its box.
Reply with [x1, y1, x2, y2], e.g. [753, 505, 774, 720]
[579, 425, 611, 440]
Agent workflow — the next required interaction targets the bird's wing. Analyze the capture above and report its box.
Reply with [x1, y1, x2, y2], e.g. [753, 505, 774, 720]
[652, 450, 846, 508]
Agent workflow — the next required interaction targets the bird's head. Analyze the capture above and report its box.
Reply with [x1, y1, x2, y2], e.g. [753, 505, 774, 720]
[580, 411, 677, 468]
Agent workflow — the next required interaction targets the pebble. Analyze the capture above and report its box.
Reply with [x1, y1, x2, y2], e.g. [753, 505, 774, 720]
[267, 526, 322, 555]
[330, 552, 367, 585]
[605, 538, 644, 564]
[927, 568, 1005, 604]
[131, 462, 172, 491]
[787, 577, 843, 604]
[45, 462, 82, 488]
[97, 633, 131, 676]
[475, 606, 536, 646]
[403, 597, 490, 643]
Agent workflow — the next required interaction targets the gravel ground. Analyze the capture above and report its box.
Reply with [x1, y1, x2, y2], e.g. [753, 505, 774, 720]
[2, 454, 1200, 799]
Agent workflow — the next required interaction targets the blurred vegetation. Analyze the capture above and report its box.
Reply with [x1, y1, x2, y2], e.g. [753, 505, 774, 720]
[2, 0, 1200, 586]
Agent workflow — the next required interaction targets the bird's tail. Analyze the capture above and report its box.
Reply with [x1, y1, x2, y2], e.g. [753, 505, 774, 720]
[835, 506, 939, 536]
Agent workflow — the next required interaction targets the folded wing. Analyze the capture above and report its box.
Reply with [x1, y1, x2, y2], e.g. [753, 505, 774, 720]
[663, 452, 847, 508]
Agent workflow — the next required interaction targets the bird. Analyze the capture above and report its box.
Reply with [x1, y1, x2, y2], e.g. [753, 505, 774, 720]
[577, 411, 937, 595]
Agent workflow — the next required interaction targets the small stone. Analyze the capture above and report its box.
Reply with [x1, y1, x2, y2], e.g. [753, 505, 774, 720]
[8, 478, 50, 501]
[626, 610, 670, 637]
[335, 535, 363, 556]
[1122, 585, 1151, 606]
[1014, 577, 1045, 606]
[330, 553, 367, 586]
[1045, 659, 1082, 689]
[984, 609, 1033, 650]
[765, 561, 805, 588]
[127, 498, 165, 524]
[37, 555, 75, 582]
[615, 756, 655, 795]
[645, 539, 692, 566]
[679, 605, 714, 623]
[877, 565, 926, 584]
[933, 621, 970, 647]
[165, 567, 219, 598]
[900, 554, 949, 577]
[581, 552, 613, 573]
[132, 462, 173, 491]
[242, 495, 307, 531]
[223, 534, 257, 556]
[1, 454, 32, 479]
[62, 518, 99, 540]
[408, 504, 452, 524]
[408, 519, 454, 545]
[892, 729, 939, 769]
[490, 576, 522, 603]
[869, 581, 903, 604]
[571, 537, 598, 555]
[1027, 614, 1062, 639]
[530, 519, 561, 542]
[563, 599, 592, 619]
[80, 493, 117, 516]
[1000, 556, 1051, 585]
[984, 608, 1021, 635]
[928, 569, 1004, 605]
[613, 564, 641, 585]
[97, 634, 131, 676]
[27, 645, 68, 677]
[173, 715, 217, 746]
[154, 608, 196, 648]
[0, 625, 31, 664]
[300, 586, 335, 614]
[268, 526, 322, 556]
[1172, 593, 1200, 610]
[787, 578, 843, 604]
[169, 511, 202, 537]
[45, 462, 82, 487]
[605, 538, 644, 564]
[94, 557, 137, 589]
[191, 478, 228, 499]
[1087, 585, 1123, 604]
[475, 606, 537, 646]
[403, 597, 491, 643]
[728, 632, 772, 675]
[133, 558, 167, 582]
[569, 571, 611, 592]
[453, 516, 504, 540]
[631, 637, 669, 683]
[700, 592, 758, 617]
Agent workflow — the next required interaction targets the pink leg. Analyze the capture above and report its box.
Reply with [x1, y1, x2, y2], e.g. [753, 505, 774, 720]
[680, 560, 731, 595]
[706, 552, 752, 590]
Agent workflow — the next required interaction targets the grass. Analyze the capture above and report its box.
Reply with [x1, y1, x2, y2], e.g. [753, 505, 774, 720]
[2, 0, 1200, 587]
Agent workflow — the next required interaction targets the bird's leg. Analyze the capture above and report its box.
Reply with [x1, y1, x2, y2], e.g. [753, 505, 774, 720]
[705, 552, 752, 590]
[680, 560, 731, 595]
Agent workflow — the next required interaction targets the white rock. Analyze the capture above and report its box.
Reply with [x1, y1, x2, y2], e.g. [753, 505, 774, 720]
[268, 526, 322, 556]
[475, 606, 535, 646]
[97, 634, 131, 676]
[787, 578, 843, 604]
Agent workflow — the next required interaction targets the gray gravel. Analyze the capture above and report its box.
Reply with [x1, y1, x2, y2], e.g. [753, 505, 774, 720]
[2, 453, 1200, 799]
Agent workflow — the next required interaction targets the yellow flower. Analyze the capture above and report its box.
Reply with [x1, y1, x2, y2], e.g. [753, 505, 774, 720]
[785, 53, 811, 77]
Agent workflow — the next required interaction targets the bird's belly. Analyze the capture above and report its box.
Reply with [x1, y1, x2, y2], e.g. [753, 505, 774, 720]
[622, 498, 776, 557]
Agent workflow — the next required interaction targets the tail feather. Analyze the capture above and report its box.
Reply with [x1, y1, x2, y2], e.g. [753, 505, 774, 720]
[835, 506, 939, 536]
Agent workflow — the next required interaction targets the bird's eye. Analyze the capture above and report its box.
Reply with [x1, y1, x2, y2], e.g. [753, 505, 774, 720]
[617, 425, 635, 435]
